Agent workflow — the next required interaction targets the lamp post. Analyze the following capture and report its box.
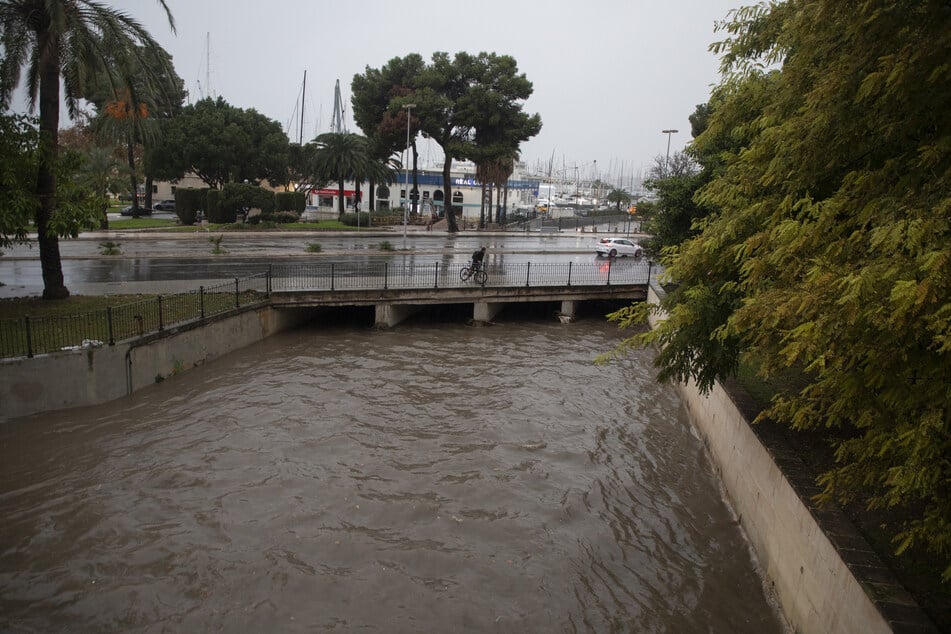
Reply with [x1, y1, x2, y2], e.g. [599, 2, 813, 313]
[402, 103, 416, 248]
[662, 129, 678, 175]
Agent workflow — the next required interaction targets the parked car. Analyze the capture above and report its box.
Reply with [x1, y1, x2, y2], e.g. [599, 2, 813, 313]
[595, 237, 643, 258]
[120, 205, 153, 216]
[153, 199, 176, 211]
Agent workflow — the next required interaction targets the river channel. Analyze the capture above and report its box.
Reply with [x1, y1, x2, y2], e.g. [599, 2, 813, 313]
[0, 314, 784, 632]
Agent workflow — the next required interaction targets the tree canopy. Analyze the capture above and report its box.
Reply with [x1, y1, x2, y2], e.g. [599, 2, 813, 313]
[149, 97, 289, 189]
[352, 51, 541, 231]
[612, 0, 951, 577]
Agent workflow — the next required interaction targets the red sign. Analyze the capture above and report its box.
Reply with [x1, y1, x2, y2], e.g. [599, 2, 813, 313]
[313, 188, 357, 197]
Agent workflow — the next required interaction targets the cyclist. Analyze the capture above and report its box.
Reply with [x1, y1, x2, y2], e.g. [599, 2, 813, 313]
[471, 247, 486, 271]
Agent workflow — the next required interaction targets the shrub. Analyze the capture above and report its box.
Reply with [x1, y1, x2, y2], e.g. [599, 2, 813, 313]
[340, 212, 371, 227]
[275, 191, 305, 213]
[99, 241, 121, 255]
[306, 242, 322, 253]
[175, 188, 208, 225]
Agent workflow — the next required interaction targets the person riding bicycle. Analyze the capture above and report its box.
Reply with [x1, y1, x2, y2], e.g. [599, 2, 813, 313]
[471, 247, 486, 271]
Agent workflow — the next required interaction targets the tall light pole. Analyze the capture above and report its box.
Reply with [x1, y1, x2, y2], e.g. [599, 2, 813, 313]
[662, 129, 678, 175]
[402, 103, 416, 248]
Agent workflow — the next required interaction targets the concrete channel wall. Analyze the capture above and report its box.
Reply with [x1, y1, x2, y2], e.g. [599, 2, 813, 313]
[0, 305, 312, 422]
[647, 284, 934, 634]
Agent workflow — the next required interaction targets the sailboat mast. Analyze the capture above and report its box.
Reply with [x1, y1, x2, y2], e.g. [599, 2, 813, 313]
[300, 70, 306, 145]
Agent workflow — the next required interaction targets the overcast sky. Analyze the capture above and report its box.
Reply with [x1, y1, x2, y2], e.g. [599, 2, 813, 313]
[20, 0, 745, 183]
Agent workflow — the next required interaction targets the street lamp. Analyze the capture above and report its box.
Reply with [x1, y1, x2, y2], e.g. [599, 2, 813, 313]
[402, 103, 416, 247]
[662, 129, 678, 175]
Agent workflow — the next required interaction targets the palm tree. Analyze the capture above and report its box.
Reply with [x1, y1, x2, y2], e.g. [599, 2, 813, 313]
[98, 87, 158, 218]
[312, 132, 372, 217]
[607, 187, 632, 212]
[0, 0, 175, 299]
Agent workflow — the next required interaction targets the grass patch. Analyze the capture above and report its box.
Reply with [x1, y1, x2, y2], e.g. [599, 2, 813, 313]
[1, 289, 266, 357]
[104, 218, 180, 230]
[0, 294, 158, 320]
[306, 242, 322, 253]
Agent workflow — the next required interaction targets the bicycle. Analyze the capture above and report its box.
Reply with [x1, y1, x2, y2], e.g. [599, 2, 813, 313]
[460, 262, 487, 284]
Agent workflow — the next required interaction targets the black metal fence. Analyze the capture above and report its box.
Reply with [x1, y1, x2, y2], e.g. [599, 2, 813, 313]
[0, 273, 270, 359]
[269, 259, 653, 292]
[2, 260, 653, 359]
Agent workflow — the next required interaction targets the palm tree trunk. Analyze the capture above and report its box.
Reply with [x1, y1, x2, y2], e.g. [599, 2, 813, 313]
[37, 29, 69, 300]
[337, 180, 345, 217]
[127, 137, 140, 218]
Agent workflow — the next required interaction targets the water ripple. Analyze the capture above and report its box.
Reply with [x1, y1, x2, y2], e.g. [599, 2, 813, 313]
[0, 320, 783, 632]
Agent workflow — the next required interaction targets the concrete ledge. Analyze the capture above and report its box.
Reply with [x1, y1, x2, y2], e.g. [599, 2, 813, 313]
[0, 305, 312, 422]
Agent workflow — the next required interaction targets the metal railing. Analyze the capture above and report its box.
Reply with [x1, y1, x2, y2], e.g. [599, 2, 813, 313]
[1, 260, 653, 359]
[0, 273, 270, 359]
[269, 259, 653, 292]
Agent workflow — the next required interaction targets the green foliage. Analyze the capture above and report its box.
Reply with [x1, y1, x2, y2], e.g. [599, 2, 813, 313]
[209, 235, 226, 254]
[98, 241, 121, 255]
[149, 97, 289, 188]
[352, 51, 541, 231]
[205, 188, 222, 222]
[275, 191, 305, 212]
[0, 113, 39, 247]
[620, 0, 951, 579]
[378, 241, 394, 251]
[306, 242, 322, 253]
[218, 182, 275, 223]
[175, 187, 208, 225]
[0, 0, 176, 299]
[255, 211, 298, 224]
[606, 188, 632, 211]
[340, 212, 371, 227]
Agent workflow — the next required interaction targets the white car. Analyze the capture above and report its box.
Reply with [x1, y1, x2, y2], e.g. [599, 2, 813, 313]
[595, 237, 643, 258]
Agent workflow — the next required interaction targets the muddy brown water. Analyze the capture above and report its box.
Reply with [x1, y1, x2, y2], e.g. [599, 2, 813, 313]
[0, 315, 784, 632]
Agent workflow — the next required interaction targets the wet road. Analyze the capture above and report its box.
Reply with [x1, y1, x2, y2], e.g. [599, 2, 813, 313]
[0, 230, 649, 297]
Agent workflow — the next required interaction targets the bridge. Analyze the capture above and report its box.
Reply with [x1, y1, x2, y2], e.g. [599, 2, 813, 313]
[268, 260, 653, 327]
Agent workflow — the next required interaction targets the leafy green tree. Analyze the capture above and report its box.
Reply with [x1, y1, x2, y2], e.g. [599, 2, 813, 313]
[613, 0, 951, 577]
[642, 151, 702, 253]
[415, 52, 540, 232]
[80, 146, 123, 230]
[355, 52, 540, 232]
[0, 113, 38, 247]
[0, 0, 175, 298]
[149, 97, 289, 189]
[351, 54, 426, 210]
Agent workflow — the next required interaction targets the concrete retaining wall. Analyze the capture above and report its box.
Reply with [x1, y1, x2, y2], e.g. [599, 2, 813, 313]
[1, 305, 311, 422]
[647, 284, 933, 633]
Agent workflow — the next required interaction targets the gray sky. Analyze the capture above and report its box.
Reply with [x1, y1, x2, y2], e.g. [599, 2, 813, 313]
[26, 0, 746, 182]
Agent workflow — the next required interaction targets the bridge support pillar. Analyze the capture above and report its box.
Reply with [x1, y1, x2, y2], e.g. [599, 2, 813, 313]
[558, 300, 577, 323]
[375, 304, 420, 329]
[473, 302, 503, 324]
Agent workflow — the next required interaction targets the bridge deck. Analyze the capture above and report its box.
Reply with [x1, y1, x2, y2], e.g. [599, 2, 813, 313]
[268, 261, 651, 324]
